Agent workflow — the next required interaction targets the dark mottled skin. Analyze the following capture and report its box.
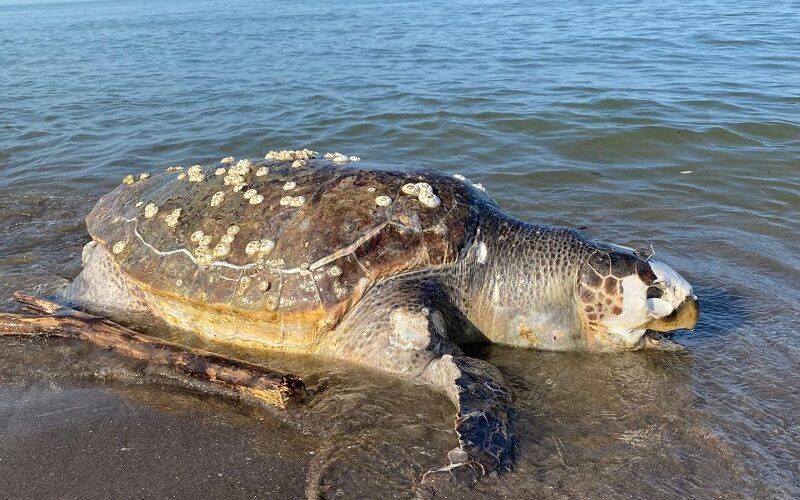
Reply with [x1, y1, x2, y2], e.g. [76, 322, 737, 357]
[65, 157, 697, 477]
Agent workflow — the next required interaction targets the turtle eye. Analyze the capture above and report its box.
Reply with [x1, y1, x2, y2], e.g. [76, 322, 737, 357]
[646, 286, 664, 299]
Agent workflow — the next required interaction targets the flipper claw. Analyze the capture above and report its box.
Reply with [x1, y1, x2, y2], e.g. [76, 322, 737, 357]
[421, 447, 486, 485]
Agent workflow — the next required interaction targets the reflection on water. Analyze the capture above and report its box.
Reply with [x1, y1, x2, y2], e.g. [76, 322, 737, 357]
[1, 0, 799, 498]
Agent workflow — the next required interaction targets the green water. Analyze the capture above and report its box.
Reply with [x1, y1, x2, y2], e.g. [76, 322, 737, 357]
[1, 0, 798, 498]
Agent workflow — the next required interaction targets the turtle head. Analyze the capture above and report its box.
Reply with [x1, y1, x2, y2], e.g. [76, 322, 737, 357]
[576, 245, 699, 350]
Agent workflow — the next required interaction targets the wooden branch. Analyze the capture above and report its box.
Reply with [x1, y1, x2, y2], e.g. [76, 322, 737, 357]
[0, 292, 308, 409]
[13, 291, 62, 314]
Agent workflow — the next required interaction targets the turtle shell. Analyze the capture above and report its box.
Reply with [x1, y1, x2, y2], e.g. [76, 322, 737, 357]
[87, 158, 492, 345]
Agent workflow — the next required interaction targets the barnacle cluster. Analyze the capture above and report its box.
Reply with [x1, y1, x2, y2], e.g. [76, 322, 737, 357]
[187, 165, 205, 183]
[144, 203, 159, 219]
[164, 208, 182, 229]
[375, 195, 392, 207]
[323, 152, 360, 162]
[112, 240, 127, 254]
[264, 149, 317, 161]
[210, 191, 226, 207]
[245, 239, 275, 258]
[401, 182, 441, 208]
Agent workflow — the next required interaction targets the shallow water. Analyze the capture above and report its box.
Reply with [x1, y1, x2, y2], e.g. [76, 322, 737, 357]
[1, 0, 798, 498]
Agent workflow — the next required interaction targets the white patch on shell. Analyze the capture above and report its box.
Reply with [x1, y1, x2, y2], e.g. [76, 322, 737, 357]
[166, 165, 183, 172]
[283, 181, 296, 190]
[215, 167, 226, 176]
[227, 225, 240, 235]
[187, 165, 205, 182]
[144, 203, 159, 219]
[177, 172, 186, 180]
[255, 166, 269, 176]
[220, 156, 235, 164]
[139, 172, 150, 180]
[349, 155, 361, 162]
[289, 196, 306, 207]
[112, 240, 127, 254]
[279, 195, 292, 206]
[453, 174, 466, 181]
[243, 188, 257, 200]
[122, 175, 135, 185]
[401, 183, 419, 196]
[249, 194, 265, 205]
[375, 195, 392, 207]
[472, 182, 486, 192]
[135, 201, 144, 207]
[328, 265, 342, 277]
[190, 230, 205, 242]
[210, 191, 226, 207]
[221, 234, 235, 244]
[291, 159, 306, 168]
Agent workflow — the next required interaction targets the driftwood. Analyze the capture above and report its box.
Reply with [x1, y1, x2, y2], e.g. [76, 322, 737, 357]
[0, 292, 307, 409]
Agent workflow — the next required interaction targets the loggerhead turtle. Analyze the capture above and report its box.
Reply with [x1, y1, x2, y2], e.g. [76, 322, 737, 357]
[64, 150, 699, 474]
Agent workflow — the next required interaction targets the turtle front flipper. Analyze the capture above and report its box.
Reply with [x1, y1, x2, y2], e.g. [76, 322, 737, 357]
[422, 354, 515, 480]
[322, 274, 516, 480]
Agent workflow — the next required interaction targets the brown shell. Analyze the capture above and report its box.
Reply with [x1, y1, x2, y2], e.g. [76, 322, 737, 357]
[87, 159, 491, 331]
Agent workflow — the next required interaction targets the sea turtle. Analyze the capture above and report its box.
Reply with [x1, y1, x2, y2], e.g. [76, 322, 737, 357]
[63, 150, 699, 475]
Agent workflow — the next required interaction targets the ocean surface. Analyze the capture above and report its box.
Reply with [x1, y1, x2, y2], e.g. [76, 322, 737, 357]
[1, 0, 798, 498]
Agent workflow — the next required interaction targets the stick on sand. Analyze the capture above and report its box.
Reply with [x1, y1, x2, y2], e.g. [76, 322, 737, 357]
[0, 292, 307, 409]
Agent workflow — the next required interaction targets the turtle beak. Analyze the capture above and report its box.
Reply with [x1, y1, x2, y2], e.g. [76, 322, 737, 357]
[645, 295, 699, 332]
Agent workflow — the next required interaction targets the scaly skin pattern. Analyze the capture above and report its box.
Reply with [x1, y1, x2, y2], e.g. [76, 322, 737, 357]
[64, 155, 699, 477]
